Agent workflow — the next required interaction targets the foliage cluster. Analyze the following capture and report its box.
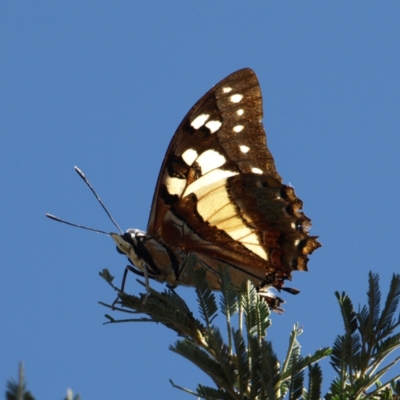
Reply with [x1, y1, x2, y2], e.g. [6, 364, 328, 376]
[99, 256, 400, 399]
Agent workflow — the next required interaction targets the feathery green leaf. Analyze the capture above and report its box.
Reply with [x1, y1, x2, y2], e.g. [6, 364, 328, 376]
[306, 363, 322, 400]
[186, 254, 218, 327]
[232, 328, 250, 396]
[377, 274, 400, 341]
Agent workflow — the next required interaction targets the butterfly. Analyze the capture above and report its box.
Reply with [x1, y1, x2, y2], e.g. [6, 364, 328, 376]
[108, 68, 321, 311]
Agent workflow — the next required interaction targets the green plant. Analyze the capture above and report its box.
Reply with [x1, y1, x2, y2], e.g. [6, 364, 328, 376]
[327, 272, 400, 400]
[100, 255, 330, 399]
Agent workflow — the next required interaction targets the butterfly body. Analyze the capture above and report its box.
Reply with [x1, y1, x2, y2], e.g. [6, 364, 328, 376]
[113, 68, 321, 308]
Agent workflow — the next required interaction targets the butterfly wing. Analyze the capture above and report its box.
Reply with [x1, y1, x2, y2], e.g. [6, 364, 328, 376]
[146, 68, 320, 296]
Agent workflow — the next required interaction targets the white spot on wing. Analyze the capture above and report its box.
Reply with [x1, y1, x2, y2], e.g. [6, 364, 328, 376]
[191, 114, 209, 129]
[233, 125, 244, 133]
[196, 150, 225, 175]
[184, 169, 238, 197]
[251, 167, 263, 174]
[230, 94, 243, 103]
[237, 109, 244, 116]
[164, 174, 187, 196]
[182, 148, 198, 166]
[205, 120, 222, 133]
[239, 145, 250, 153]
[222, 87, 232, 93]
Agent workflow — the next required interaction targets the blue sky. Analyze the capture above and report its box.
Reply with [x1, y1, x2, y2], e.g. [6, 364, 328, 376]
[1, 2, 399, 399]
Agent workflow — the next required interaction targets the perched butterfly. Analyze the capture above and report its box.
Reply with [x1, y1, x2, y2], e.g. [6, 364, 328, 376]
[48, 68, 320, 311]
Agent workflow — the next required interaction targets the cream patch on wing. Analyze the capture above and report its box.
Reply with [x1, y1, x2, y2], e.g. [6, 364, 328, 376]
[196, 149, 226, 175]
[191, 114, 209, 129]
[164, 174, 187, 196]
[237, 109, 244, 116]
[251, 167, 263, 174]
[239, 145, 250, 153]
[183, 169, 238, 198]
[240, 236, 268, 260]
[196, 183, 268, 260]
[205, 120, 222, 133]
[222, 87, 232, 93]
[182, 148, 198, 166]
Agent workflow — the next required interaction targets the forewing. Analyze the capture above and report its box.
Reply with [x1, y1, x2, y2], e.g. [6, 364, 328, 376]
[147, 68, 280, 232]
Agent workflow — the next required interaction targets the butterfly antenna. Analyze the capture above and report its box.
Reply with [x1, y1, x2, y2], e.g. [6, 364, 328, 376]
[74, 166, 123, 234]
[45, 214, 110, 235]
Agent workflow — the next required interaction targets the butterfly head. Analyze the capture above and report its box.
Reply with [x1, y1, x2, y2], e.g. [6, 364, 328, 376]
[111, 229, 147, 271]
[111, 230, 177, 285]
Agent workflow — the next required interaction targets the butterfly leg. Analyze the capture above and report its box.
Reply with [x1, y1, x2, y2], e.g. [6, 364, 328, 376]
[173, 254, 187, 283]
[174, 252, 221, 290]
[172, 252, 215, 284]
[112, 265, 136, 308]
[112, 264, 153, 308]
[142, 265, 150, 304]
